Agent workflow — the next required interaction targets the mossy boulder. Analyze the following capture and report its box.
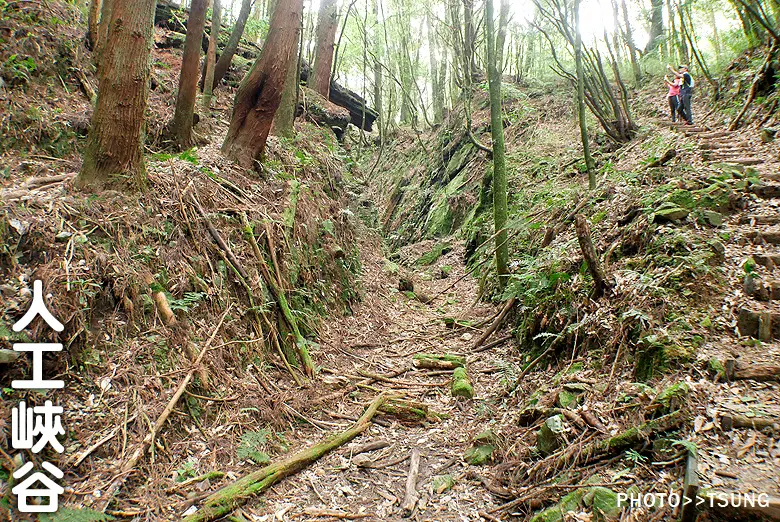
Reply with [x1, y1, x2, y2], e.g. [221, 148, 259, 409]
[583, 486, 621, 519]
[451, 367, 474, 398]
[653, 202, 689, 223]
[537, 415, 566, 455]
[699, 210, 723, 227]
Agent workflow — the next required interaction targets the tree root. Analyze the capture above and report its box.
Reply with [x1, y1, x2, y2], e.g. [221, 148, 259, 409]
[181, 394, 390, 522]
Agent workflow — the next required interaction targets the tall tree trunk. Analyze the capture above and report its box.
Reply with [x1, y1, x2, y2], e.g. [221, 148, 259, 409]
[86, 0, 101, 50]
[666, 0, 679, 62]
[171, 0, 208, 150]
[575, 0, 595, 189]
[645, 0, 664, 54]
[677, 6, 690, 63]
[707, 6, 722, 62]
[272, 8, 301, 138]
[427, 13, 443, 124]
[95, 0, 114, 65]
[311, 0, 339, 97]
[76, 0, 156, 191]
[202, 0, 222, 111]
[464, 0, 478, 81]
[222, 0, 303, 168]
[486, 0, 509, 288]
[621, 0, 642, 83]
[212, 0, 253, 90]
[610, 0, 624, 64]
[373, 0, 384, 141]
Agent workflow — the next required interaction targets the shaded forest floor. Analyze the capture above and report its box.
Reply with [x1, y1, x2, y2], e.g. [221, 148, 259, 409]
[1, 3, 779, 520]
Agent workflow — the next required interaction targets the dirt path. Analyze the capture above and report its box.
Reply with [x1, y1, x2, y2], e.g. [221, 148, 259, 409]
[655, 115, 780, 512]
[228, 236, 514, 521]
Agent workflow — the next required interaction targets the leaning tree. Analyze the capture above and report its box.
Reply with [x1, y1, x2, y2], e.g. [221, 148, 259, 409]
[222, 0, 303, 167]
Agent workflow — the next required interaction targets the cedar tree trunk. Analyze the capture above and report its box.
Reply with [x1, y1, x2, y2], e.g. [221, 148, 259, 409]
[310, 0, 338, 97]
[222, 0, 303, 167]
[76, 0, 156, 191]
[171, 0, 208, 149]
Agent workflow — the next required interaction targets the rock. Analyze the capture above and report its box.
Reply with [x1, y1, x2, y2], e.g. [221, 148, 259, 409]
[451, 367, 474, 399]
[700, 210, 723, 226]
[439, 265, 452, 279]
[556, 390, 580, 409]
[583, 486, 621, 517]
[760, 127, 778, 143]
[653, 202, 689, 223]
[432, 474, 455, 493]
[537, 415, 566, 455]
[416, 292, 433, 304]
[0, 349, 20, 364]
[473, 430, 498, 445]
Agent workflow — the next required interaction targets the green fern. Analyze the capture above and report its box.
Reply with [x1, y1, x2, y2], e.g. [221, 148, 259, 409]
[39, 507, 114, 522]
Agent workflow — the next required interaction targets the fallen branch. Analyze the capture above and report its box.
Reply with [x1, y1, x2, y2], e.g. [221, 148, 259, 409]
[401, 449, 422, 517]
[182, 394, 390, 522]
[101, 307, 230, 511]
[724, 359, 780, 383]
[720, 413, 779, 431]
[546, 409, 687, 477]
[472, 334, 513, 354]
[646, 148, 676, 168]
[575, 214, 611, 297]
[472, 298, 516, 351]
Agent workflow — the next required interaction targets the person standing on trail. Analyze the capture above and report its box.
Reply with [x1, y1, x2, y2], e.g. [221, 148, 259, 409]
[664, 75, 681, 122]
[667, 64, 694, 124]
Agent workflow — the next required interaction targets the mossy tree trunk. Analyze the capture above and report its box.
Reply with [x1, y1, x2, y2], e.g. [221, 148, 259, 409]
[271, 0, 301, 139]
[222, 0, 303, 168]
[574, 0, 596, 189]
[95, 0, 114, 65]
[311, 0, 339, 98]
[171, 0, 208, 149]
[202, 0, 222, 111]
[76, 0, 156, 192]
[86, 0, 101, 50]
[211, 0, 253, 90]
[486, 0, 510, 287]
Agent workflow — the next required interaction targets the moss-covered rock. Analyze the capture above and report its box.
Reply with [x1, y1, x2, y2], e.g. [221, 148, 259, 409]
[537, 414, 566, 455]
[432, 474, 455, 493]
[415, 242, 452, 265]
[652, 382, 689, 414]
[653, 202, 689, 223]
[415, 353, 466, 370]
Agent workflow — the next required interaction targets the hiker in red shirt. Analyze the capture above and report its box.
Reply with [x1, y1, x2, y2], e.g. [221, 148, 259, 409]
[664, 75, 681, 123]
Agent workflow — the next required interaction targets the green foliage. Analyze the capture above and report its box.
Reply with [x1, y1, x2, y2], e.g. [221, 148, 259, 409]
[168, 291, 206, 312]
[237, 429, 271, 464]
[3, 54, 37, 83]
[624, 448, 647, 465]
[415, 242, 451, 265]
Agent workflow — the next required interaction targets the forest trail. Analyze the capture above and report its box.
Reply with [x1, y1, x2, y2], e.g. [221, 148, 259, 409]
[228, 236, 514, 521]
[648, 110, 780, 511]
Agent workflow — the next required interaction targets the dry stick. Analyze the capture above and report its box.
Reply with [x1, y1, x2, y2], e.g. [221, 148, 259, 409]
[472, 297, 516, 350]
[101, 307, 231, 512]
[143, 273, 206, 383]
[182, 394, 391, 522]
[472, 334, 514, 354]
[401, 449, 422, 517]
[574, 214, 611, 298]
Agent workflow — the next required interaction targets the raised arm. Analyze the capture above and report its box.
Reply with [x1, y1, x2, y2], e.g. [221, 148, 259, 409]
[666, 64, 683, 78]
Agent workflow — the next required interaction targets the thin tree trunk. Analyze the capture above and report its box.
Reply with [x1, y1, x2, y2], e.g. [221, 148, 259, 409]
[86, 0, 101, 49]
[487, 0, 509, 287]
[621, 0, 642, 83]
[707, 6, 722, 62]
[427, 12, 443, 124]
[222, 0, 303, 168]
[212, 0, 253, 90]
[76, 0, 156, 191]
[202, 0, 222, 111]
[373, 0, 383, 142]
[575, 0, 595, 189]
[95, 0, 114, 65]
[171, 0, 208, 150]
[645, 0, 664, 54]
[311, 0, 339, 97]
